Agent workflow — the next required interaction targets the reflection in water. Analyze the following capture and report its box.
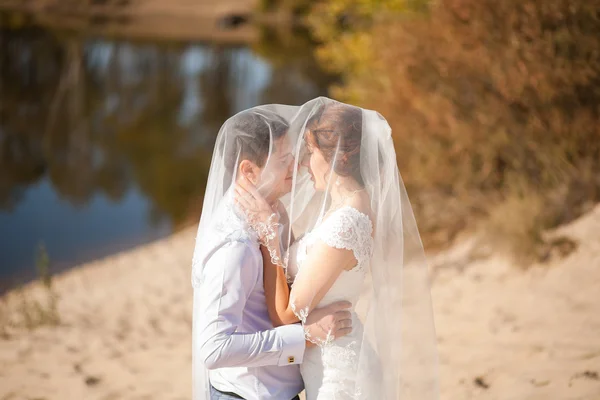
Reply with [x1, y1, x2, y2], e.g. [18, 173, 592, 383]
[0, 19, 333, 290]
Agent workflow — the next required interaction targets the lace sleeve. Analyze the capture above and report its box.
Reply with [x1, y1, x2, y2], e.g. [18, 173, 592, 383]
[316, 206, 374, 271]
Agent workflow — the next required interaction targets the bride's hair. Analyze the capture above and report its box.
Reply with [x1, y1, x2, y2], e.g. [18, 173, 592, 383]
[305, 103, 364, 186]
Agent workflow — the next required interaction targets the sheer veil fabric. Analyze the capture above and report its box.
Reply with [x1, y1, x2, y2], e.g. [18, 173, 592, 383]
[191, 104, 301, 400]
[191, 97, 439, 399]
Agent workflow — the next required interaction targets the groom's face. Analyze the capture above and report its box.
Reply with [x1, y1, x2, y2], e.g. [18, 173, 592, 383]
[257, 134, 294, 201]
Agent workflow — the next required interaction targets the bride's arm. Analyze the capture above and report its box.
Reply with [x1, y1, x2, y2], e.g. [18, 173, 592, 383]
[258, 200, 294, 326]
[261, 238, 294, 326]
[262, 233, 357, 327]
[235, 177, 356, 327]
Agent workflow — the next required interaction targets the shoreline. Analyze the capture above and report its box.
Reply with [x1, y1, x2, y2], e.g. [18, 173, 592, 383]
[0, 224, 195, 299]
[0, 0, 258, 19]
[0, 0, 299, 44]
[0, 226, 177, 296]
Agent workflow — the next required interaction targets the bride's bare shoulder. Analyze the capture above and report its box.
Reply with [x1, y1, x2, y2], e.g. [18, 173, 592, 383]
[345, 191, 373, 221]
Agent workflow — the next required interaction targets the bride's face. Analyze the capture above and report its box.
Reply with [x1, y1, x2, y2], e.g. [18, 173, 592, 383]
[302, 137, 330, 191]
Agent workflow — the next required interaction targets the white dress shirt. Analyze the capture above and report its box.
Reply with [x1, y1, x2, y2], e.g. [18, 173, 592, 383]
[194, 202, 305, 400]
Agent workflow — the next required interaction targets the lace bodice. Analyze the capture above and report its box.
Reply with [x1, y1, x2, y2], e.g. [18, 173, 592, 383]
[288, 205, 373, 279]
[315, 206, 374, 271]
[287, 206, 377, 399]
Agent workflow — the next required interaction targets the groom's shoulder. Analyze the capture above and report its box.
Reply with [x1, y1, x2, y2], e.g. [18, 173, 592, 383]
[210, 236, 262, 267]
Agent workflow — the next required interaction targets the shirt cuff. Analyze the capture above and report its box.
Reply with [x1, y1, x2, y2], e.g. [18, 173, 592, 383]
[275, 324, 306, 366]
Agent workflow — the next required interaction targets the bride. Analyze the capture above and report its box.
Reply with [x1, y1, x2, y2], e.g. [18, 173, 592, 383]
[235, 97, 439, 399]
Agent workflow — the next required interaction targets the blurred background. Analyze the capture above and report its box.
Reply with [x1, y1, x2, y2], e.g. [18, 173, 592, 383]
[0, 0, 336, 291]
[0, 0, 598, 399]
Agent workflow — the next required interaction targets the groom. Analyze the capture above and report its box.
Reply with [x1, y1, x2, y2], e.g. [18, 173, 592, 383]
[194, 110, 353, 400]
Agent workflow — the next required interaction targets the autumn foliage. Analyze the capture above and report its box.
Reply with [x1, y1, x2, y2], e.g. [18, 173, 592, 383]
[309, 0, 600, 256]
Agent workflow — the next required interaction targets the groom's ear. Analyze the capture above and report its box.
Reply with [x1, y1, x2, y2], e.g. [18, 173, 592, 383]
[239, 159, 260, 185]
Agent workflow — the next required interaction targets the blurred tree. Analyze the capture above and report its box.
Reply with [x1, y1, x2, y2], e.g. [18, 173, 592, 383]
[298, 0, 600, 255]
[198, 47, 236, 141]
[253, 25, 336, 105]
[0, 16, 336, 235]
[0, 27, 60, 208]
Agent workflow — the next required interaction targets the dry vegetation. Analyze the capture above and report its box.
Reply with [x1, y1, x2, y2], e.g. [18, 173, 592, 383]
[303, 0, 600, 260]
[0, 244, 60, 337]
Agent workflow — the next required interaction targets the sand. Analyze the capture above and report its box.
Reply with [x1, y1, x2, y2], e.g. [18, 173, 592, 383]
[1, 205, 599, 399]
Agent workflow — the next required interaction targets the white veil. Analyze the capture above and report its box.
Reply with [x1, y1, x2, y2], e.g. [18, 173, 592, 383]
[277, 97, 439, 399]
[191, 104, 301, 400]
[191, 97, 438, 399]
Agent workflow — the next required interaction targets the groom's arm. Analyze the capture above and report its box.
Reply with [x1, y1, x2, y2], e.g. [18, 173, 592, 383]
[195, 241, 305, 370]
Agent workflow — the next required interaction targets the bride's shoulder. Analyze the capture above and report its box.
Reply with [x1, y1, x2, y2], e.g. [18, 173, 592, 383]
[315, 201, 374, 264]
[325, 204, 373, 236]
[340, 192, 373, 223]
[332, 206, 373, 232]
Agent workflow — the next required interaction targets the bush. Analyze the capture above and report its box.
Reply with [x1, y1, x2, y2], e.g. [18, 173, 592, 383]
[0, 243, 60, 336]
[309, 0, 600, 256]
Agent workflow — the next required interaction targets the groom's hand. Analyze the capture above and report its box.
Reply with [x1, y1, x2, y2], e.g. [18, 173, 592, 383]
[304, 301, 353, 346]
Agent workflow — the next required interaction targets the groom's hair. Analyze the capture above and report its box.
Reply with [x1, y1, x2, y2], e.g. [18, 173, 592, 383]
[222, 109, 289, 174]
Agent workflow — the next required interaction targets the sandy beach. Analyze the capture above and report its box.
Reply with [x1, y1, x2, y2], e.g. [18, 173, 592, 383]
[1, 205, 599, 399]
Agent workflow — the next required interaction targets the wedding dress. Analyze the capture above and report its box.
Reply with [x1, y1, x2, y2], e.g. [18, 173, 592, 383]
[287, 206, 381, 400]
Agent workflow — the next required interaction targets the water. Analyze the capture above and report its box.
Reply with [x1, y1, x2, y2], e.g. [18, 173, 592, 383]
[0, 11, 333, 291]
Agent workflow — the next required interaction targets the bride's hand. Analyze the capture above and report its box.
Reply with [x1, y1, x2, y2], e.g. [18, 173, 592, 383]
[234, 176, 280, 240]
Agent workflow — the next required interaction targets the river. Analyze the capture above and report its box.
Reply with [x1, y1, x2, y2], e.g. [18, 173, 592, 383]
[0, 9, 334, 291]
